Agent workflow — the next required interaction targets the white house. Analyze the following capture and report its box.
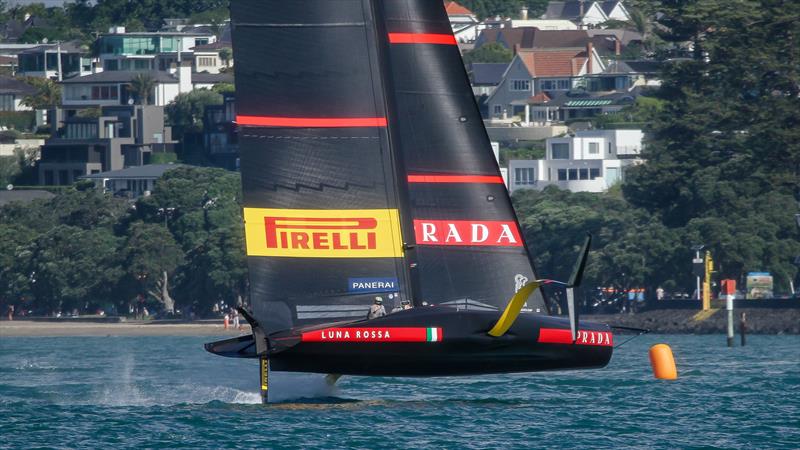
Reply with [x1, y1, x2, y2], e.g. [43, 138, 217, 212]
[508, 129, 643, 193]
[445, 1, 481, 43]
[541, 1, 631, 28]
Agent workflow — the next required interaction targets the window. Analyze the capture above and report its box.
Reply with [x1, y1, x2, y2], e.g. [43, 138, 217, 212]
[59, 170, 69, 185]
[514, 168, 535, 185]
[541, 79, 570, 91]
[579, 168, 589, 180]
[493, 105, 502, 115]
[0, 94, 13, 111]
[608, 142, 612, 154]
[511, 79, 530, 91]
[551, 143, 570, 159]
[91, 86, 119, 100]
[568, 169, 578, 180]
[198, 57, 216, 67]
[134, 59, 150, 70]
[44, 170, 54, 185]
[104, 60, 119, 71]
[590, 168, 601, 179]
[557, 169, 567, 181]
[195, 38, 209, 47]
[588, 142, 599, 154]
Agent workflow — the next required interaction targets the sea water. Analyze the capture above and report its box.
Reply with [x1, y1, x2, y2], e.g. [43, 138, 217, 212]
[1, 334, 798, 449]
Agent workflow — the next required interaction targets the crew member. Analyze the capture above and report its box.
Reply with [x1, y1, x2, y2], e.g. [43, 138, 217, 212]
[367, 297, 386, 319]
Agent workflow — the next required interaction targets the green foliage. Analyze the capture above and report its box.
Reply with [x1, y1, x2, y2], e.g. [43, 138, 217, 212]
[0, 168, 247, 316]
[463, 43, 513, 65]
[593, 95, 665, 130]
[149, 152, 178, 164]
[211, 82, 234, 95]
[0, 111, 35, 132]
[166, 89, 222, 137]
[500, 142, 545, 167]
[129, 73, 156, 105]
[21, 77, 61, 110]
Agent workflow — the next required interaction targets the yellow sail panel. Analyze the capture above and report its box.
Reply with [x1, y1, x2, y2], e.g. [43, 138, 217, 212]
[244, 208, 404, 258]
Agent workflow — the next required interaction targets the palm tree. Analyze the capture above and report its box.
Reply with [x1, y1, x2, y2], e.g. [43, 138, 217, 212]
[21, 77, 61, 110]
[129, 73, 156, 105]
[219, 47, 232, 68]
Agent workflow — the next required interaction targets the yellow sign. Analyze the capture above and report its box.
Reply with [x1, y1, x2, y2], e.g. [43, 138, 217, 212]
[244, 208, 404, 258]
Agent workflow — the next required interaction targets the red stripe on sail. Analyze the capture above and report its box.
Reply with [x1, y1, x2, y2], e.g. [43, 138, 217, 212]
[388, 33, 457, 45]
[236, 116, 388, 128]
[407, 175, 505, 184]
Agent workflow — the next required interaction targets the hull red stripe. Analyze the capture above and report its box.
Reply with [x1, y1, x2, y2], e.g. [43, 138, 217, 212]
[236, 116, 388, 128]
[538, 328, 613, 347]
[302, 327, 442, 343]
[388, 33, 457, 45]
[407, 175, 505, 184]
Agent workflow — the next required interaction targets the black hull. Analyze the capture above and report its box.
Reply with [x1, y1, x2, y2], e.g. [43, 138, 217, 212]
[207, 307, 613, 376]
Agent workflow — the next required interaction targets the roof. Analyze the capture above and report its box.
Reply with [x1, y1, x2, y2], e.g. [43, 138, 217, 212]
[587, 29, 643, 46]
[61, 71, 178, 84]
[0, 76, 36, 96]
[0, 190, 55, 206]
[542, 1, 607, 20]
[600, 1, 623, 15]
[529, 92, 552, 104]
[476, 27, 590, 51]
[469, 63, 508, 86]
[82, 164, 183, 180]
[18, 41, 86, 55]
[444, 1, 474, 16]
[543, 90, 638, 108]
[518, 49, 588, 77]
[192, 72, 234, 84]
[191, 41, 230, 51]
[100, 31, 213, 37]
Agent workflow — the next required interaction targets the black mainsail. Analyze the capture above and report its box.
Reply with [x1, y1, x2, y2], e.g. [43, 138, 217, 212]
[232, 0, 545, 334]
[213, 2, 613, 401]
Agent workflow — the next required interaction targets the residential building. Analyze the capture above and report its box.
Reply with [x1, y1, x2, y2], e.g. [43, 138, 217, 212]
[541, 1, 631, 28]
[511, 89, 639, 125]
[61, 69, 188, 108]
[97, 26, 216, 73]
[445, 1, 481, 43]
[487, 42, 605, 120]
[203, 91, 238, 170]
[81, 163, 182, 198]
[469, 63, 508, 96]
[507, 129, 643, 193]
[0, 76, 35, 111]
[192, 41, 233, 74]
[16, 42, 93, 79]
[37, 105, 175, 186]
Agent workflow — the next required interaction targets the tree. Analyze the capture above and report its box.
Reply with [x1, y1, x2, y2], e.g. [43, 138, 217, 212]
[118, 222, 184, 314]
[165, 89, 223, 137]
[129, 73, 156, 105]
[22, 77, 61, 109]
[463, 42, 513, 65]
[218, 47, 232, 68]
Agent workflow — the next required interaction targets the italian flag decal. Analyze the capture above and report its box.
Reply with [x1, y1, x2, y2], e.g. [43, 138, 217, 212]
[302, 327, 443, 343]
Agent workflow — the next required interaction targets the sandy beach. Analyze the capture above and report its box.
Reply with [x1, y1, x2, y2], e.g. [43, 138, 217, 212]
[0, 320, 251, 337]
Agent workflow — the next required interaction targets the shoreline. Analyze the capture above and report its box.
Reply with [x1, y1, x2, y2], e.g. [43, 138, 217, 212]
[0, 320, 251, 337]
[2, 306, 799, 336]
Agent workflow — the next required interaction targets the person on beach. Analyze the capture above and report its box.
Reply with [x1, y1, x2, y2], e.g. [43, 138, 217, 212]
[232, 308, 241, 330]
[6, 304, 14, 321]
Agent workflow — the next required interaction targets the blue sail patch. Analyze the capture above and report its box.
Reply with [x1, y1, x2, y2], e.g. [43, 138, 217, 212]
[348, 277, 399, 293]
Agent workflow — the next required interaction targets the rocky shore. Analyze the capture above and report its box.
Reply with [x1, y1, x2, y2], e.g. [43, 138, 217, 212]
[585, 308, 800, 334]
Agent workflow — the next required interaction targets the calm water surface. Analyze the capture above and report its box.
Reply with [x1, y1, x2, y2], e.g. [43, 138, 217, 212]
[1, 334, 798, 449]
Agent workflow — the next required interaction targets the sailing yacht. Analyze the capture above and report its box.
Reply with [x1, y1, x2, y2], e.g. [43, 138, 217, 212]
[206, 0, 613, 402]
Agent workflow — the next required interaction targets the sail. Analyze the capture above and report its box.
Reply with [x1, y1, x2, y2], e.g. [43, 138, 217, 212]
[378, 1, 547, 312]
[230, 0, 412, 332]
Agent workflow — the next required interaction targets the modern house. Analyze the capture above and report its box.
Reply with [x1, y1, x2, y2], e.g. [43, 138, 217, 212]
[60, 70, 183, 108]
[191, 41, 233, 74]
[37, 105, 175, 186]
[16, 42, 93, 79]
[97, 27, 216, 73]
[203, 91, 238, 170]
[486, 42, 606, 120]
[541, 1, 631, 28]
[81, 163, 182, 198]
[507, 129, 643, 193]
[0, 76, 35, 111]
[445, 1, 481, 43]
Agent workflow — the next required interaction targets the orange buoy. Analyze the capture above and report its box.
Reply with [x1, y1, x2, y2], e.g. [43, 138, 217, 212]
[649, 344, 678, 380]
[223, 314, 229, 330]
